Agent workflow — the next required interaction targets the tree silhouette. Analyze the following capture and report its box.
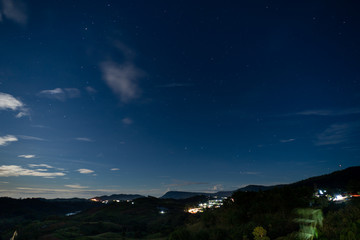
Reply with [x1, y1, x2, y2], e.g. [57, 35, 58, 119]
[252, 226, 270, 240]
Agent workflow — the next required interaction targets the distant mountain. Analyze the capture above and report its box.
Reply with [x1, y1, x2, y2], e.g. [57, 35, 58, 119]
[161, 191, 209, 199]
[93, 194, 144, 201]
[161, 190, 234, 199]
[291, 166, 360, 190]
[161, 166, 360, 199]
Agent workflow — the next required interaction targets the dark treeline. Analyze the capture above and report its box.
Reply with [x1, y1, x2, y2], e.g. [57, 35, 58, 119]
[1, 186, 360, 240]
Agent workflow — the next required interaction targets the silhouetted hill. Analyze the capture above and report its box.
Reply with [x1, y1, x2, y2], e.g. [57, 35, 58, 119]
[161, 190, 234, 199]
[291, 166, 360, 190]
[237, 184, 277, 192]
[161, 191, 210, 199]
[161, 167, 360, 199]
[94, 193, 144, 201]
[0, 197, 100, 235]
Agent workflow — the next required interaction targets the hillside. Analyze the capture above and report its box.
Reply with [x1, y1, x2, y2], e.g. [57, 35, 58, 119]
[161, 167, 360, 200]
[291, 166, 360, 190]
[93, 193, 144, 202]
[1, 166, 359, 239]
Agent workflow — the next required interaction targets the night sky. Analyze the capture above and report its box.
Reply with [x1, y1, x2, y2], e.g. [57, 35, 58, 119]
[1, 0, 360, 198]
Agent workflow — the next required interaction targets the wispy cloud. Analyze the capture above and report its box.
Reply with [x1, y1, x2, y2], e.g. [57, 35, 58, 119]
[18, 154, 35, 159]
[77, 169, 94, 174]
[31, 125, 49, 129]
[0, 187, 147, 199]
[122, 117, 133, 125]
[38, 88, 80, 101]
[75, 137, 94, 142]
[211, 184, 224, 191]
[17, 135, 45, 141]
[315, 123, 359, 146]
[296, 108, 360, 117]
[28, 164, 53, 168]
[100, 61, 142, 103]
[65, 184, 88, 189]
[280, 138, 295, 143]
[110, 168, 120, 171]
[0, 92, 29, 118]
[0, 165, 65, 177]
[0, 135, 18, 146]
[0, 0, 27, 25]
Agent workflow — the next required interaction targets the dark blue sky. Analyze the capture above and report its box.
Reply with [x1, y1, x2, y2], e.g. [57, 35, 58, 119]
[0, 0, 359, 198]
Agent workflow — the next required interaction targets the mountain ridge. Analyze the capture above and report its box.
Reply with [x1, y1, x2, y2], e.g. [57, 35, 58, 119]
[160, 166, 360, 199]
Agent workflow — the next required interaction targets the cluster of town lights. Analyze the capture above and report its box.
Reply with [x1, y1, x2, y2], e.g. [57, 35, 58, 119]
[187, 198, 226, 214]
[315, 189, 360, 202]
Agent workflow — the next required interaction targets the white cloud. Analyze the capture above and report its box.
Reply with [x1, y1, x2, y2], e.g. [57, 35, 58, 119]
[122, 117, 133, 125]
[38, 88, 80, 101]
[110, 168, 120, 171]
[0, 135, 18, 146]
[18, 154, 35, 159]
[15, 111, 28, 118]
[28, 164, 53, 168]
[100, 61, 142, 103]
[0, 165, 65, 177]
[0, 92, 28, 118]
[280, 138, 295, 143]
[35, 169, 48, 172]
[77, 168, 94, 174]
[211, 184, 224, 191]
[75, 137, 94, 142]
[0, 92, 23, 110]
[0, 0, 27, 25]
[65, 184, 88, 189]
[17, 135, 44, 141]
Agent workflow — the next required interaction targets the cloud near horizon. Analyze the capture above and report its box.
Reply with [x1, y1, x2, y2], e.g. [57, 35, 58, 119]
[65, 184, 89, 189]
[28, 164, 53, 168]
[0, 165, 65, 177]
[18, 154, 35, 159]
[77, 169, 94, 174]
